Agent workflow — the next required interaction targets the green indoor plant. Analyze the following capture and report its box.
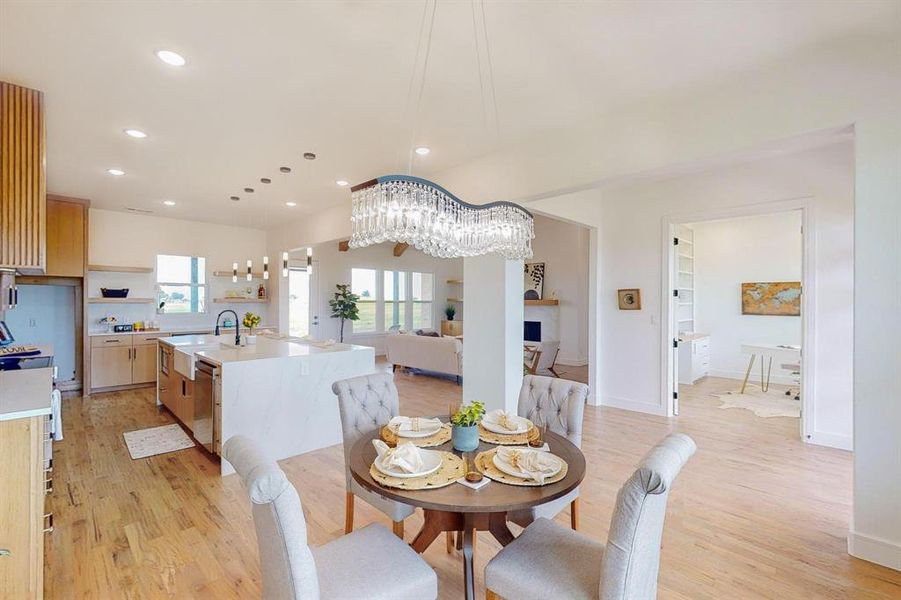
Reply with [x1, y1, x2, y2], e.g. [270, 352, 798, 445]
[445, 303, 457, 321]
[451, 400, 485, 451]
[329, 283, 360, 342]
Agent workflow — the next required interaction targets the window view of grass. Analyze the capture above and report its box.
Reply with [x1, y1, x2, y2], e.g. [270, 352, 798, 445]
[349, 268, 434, 334]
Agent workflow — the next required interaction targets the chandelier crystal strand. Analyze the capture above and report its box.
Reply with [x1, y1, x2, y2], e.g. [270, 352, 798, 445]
[349, 175, 532, 260]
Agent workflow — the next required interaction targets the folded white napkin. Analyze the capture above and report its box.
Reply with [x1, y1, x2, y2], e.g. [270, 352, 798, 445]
[496, 447, 559, 483]
[484, 409, 523, 432]
[388, 416, 443, 434]
[372, 440, 424, 473]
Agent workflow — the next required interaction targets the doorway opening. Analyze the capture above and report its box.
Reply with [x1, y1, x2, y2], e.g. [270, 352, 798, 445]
[665, 206, 809, 440]
[287, 247, 319, 338]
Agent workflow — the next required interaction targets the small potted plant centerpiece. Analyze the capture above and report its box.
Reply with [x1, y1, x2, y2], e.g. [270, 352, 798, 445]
[451, 400, 485, 452]
[242, 311, 262, 344]
[445, 303, 456, 321]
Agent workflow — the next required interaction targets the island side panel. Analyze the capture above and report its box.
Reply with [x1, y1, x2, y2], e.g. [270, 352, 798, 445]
[218, 346, 375, 476]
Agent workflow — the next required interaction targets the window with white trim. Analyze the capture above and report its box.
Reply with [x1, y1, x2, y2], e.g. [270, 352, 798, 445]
[349, 268, 435, 334]
[157, 254, 207, 313]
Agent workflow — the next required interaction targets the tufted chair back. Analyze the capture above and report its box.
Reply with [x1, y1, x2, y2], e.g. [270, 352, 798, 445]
[223, 435, 320, 600]
[517, 375, 589, 447]
[332, 373, 400, 484]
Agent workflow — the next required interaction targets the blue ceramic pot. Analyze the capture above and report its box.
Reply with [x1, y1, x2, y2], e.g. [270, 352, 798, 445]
[452, 424, 479, 452]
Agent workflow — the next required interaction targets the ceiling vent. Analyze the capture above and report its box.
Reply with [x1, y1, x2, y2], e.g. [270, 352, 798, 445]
[125, 206, 154, 214]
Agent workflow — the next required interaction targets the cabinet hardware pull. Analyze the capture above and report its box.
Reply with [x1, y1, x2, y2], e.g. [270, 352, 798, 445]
[43, 513, 53, 533]
[105, 339, 120, 343]
[13, 287, 18, 306]
[45, 477, 53, 494]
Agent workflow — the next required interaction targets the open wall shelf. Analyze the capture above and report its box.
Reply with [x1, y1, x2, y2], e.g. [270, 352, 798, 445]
[88, 264, 153, 273]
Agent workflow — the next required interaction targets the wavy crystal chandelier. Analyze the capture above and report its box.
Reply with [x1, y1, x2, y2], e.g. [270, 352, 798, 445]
[349, 175, 533, 260]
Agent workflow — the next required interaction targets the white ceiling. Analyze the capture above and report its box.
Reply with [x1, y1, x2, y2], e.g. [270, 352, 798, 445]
[0, 1, 893, 227]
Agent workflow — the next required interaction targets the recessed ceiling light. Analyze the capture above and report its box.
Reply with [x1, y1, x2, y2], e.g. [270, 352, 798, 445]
[107, 168, 125, 176]
[163, 200, 176, 206]
[244, 187, 254, 193]
[156, 50, 186, 67]
[230, 196, 240, 202]
[303, 152, 316, 160]
[124, 129, 147, 139]
[260, 178, 271, 184]
[414, 146, 430, 156]
[285, 201, 297, 207]
[336, 180, 349, 187]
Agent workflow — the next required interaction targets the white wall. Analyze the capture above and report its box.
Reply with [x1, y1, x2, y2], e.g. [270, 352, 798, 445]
[528, 141, 853, 442]
[693, 212, 803, 384]
[306, 240, 463, 354]
[88, 209, 271, 331]
[530, 214, 590, 365]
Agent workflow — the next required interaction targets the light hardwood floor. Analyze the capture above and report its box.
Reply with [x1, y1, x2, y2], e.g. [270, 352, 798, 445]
[46, 365, 901, 599]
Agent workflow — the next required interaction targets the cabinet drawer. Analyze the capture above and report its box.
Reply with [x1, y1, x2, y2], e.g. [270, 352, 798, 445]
[91, 335, 131, 348]
[133, 333, 163, 346]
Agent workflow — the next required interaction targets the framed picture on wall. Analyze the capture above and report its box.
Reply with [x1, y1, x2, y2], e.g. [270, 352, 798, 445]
[617, 288, 641, 310]
[741, 281, 801, 316]
[524, 262, 545, 300]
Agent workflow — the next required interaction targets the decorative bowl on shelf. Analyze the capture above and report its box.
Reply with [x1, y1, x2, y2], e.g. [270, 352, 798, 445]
[100, 288, 129, 298]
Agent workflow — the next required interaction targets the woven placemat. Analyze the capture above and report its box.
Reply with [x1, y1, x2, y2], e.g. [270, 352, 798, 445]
[370, 451, 465, 490]
[474, 448, 568, 487]
[478, 423, 540, 446]
[380, 424, 452, 448]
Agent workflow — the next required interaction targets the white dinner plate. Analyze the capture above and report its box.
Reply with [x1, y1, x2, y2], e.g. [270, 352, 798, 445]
[374, 449, 443, 479]
[394, 420, 443, 438]
[481, 415, 532, 435]
[492, 451, 563, 480]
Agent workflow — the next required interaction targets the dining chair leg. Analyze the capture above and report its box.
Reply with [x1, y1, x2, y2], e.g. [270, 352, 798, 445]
[486, 591, 502, 600]
[344, 492, 354, 534]
[392, 519, 404, 539]
[446, 531, 454, 553]
[570, 498, 580, 530]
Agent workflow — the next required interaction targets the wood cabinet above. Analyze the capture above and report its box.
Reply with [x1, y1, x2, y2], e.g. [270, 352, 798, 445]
[1, 81, 46, 274]
[46, 196, 88, 277]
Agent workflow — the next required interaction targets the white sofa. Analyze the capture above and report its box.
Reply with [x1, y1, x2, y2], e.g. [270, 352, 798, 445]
[385, 333, 463, 383]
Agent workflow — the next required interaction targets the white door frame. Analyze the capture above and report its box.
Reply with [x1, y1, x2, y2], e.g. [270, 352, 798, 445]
[659, 197, 815, 442]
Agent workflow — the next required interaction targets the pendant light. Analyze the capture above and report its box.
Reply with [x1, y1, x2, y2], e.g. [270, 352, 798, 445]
[263, 256, 269, 279]
[246, 259, 252, 282]
[306, 247, 313, 275]
[282, 251, 289, 277]
[232, 262, 238, 283]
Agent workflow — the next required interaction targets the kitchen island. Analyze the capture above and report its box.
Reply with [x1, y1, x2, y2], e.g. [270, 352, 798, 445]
[157, 334, 374, 475]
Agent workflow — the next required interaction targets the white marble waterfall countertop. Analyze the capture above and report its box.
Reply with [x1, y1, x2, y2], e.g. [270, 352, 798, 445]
[0, 368, 53, 421]
[159, 333, 370, 366]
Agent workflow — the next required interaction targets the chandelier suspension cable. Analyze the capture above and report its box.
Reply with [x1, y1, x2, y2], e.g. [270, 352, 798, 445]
[471, 0, 487, 130]
[480, 0, 500, 140]
[406, 0, 438, 175]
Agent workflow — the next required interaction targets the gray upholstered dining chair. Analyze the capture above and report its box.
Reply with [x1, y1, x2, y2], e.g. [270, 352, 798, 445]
[332, 373, 414, 538]
[223, 435, 438, 600]
[485, 433, 697, 600]
[508, 374, 590, 529]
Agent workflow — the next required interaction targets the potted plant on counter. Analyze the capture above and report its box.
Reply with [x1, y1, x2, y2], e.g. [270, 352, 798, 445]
[445, 303, 457, 321]
[329, 284, 360, 343]
[451, 400, 485, 451]
[243, 311, 262, 344]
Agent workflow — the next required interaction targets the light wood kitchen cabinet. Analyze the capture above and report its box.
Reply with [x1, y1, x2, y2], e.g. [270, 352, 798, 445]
[132, 345, 157, 384]
[174, 373, 194, 430]
[0, 415, 47, 599]
[45, 196, 86, 277]
[1, 81, 46, 274]
[91, 334, 165, 391]
[90, 345, 133, 388]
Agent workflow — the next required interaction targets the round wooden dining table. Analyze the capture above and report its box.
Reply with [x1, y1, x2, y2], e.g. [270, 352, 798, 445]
[349, 425, 586, 600]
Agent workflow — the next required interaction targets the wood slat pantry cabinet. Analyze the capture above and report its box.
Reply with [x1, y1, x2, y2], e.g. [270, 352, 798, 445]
[1, 81, 47, 274]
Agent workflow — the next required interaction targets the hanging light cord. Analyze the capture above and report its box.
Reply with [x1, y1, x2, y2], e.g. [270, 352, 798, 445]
[481, 0, 500, 140]
[406, 0, 438, 175]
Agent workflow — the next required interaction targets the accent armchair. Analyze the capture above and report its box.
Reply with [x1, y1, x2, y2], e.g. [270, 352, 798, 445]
[223, 435, 437, 600]
[485, 433, 697, 600]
